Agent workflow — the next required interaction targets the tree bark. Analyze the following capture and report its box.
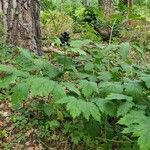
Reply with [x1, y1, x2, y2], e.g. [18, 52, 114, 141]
[98, 0, 104, 7]
[120, 0, 133, 7]
[98, 0, 114, 16]
[0, 0, 42, 55]
[82, 0, 90, 6]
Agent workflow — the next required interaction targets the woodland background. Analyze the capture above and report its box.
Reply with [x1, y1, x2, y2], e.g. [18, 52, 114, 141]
[0, 0, 150, 149]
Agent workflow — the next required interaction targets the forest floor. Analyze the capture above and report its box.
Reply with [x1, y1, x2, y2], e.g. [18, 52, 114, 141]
[1, 51, 150, 150]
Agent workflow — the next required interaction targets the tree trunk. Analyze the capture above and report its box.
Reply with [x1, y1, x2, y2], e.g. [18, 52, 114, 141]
[82, 0, 90, 6]
[98, 0, 114, 16]
[120, 0, 133, 7]
[98, 0, 104, 7]
[0, 0, 42, 55]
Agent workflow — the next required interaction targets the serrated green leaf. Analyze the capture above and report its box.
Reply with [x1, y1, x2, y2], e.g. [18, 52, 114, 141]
[33, 59, 47, 69]
[98, 71, 112, 81]
[133, 45, 143, 54]
[117, 101, 134, 116]
[70, 39, 91, 48]
[55, 55, 74, 69]
[62, 82, 80, 95]
[70, 48, 86, 55]
[70, 40, 84, 48]
[140, 75, 150, 89]
[66, 98, 82, 118]
[52, 84, 66, 100]
[56, 96, 75, 104]
[69, 39, 91, 55]
[138, 131, 150, 150]
[0, 74, 17, 88]
[119, 42, 130, 60]
[92, 98, 107, 113]
[93, 98, 116, 116]
[79, 80, 98, 98]
[29, 77, 55, 96]
[18, 47, 34, 61]
[99, 82, 123, 94]
[43, 64, 60, 79]
[79, 101, 91, 120]
[34, 59, 60, 79]
[0, 64, 17, 73]
[124, 82, 143, 98]
[89, 103, 101, 122]
[11, 82, 29, 107]
[118, 110, 145, 126]
[0, 64, 29, 77]
[79, 101, 101, 121]
[105, 44, 119, 51]
[57, 97, 101, 121]
[118, 111, 150, 150]
[43, 104, 53, 116]
[0, 93, 5, 100]
[84, 62, 94, 71]
[106, 93, 133, 101]
[49, 120, 60, 129]
[120, 63, 134, 75]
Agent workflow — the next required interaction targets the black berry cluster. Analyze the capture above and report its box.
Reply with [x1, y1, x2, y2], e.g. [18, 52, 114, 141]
[59, 32, 70, 46]
[84, 9, 97, 25]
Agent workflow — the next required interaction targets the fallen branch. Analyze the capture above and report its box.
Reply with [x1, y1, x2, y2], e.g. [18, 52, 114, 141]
[43, 46, 64, 55]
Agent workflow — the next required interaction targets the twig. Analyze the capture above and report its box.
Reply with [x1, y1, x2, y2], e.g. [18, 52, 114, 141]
[43, 46, 64, 55]
[64, 136, 69, 150]
[38, 139, 53, 150]
[97, 137, 135, 144]
[109, 19, 117, 45]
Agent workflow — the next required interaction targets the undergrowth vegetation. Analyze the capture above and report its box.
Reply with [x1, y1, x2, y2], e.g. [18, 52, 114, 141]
[0, 0, 150, 149]
[0, 40, 150, 149]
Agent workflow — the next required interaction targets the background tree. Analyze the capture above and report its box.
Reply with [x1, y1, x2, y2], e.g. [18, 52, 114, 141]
[121, 0, 133, 7]
[98, 0, 114, 16]
[82, 0, 88, 6]
[0, 0, 42, 55]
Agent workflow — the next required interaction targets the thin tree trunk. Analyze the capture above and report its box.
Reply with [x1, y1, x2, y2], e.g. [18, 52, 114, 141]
[121, 0, 133, 7]
[0, 0, 42, 55]
[98, 0, 114, 17]
[82, 0, 90, 6]
[98, 0, 104, 7]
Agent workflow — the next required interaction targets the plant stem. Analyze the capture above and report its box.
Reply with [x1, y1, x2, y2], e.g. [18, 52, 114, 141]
[109, 19, 117, 45]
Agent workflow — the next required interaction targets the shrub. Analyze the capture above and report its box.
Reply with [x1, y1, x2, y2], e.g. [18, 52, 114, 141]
[41, 11, 73, 45]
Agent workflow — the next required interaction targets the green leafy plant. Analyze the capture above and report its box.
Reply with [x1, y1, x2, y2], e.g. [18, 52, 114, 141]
[0, 41, 150, 149]
[118, 110, 150, 150]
